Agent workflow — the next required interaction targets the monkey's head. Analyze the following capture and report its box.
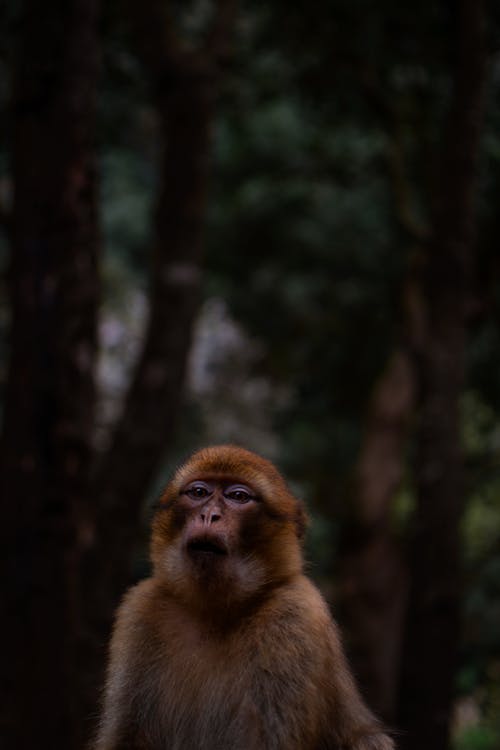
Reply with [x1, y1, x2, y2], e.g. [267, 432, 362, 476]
[151, 445, 307, 609]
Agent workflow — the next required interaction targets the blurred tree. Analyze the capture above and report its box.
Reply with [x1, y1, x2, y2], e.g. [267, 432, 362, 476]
[0, 0, 100, 747]
[0, 0, 236, 747]
[79, 1, 236, 725]
[398, 2, 487, 749]
[336, 349, 414, 721]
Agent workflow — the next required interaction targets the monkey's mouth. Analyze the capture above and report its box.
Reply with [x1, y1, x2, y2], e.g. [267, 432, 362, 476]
[186, 537, 228, 557]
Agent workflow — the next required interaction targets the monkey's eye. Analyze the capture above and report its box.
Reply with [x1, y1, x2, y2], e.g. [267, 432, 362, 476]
[183, 482, 212, 500]
[224, 485, 256, 504]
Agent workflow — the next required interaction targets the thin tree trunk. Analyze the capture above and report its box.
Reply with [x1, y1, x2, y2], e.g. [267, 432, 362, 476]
[80, 49, 213, 721]
[79, 2, 236, 738]
[0, 1, 100, 748]
[398, 2, 486, 748]
[85, 21, 211, 627]
[337, 350, 414, 721]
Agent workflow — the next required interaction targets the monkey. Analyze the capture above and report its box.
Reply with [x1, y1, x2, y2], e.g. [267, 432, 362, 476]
[94, 445, 394, 750]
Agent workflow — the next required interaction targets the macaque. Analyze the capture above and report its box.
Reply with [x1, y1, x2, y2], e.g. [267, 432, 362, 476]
[95, 445, 394, 750]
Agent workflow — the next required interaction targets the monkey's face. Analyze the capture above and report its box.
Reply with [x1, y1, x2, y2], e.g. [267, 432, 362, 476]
[151, 446, 307, 606]
[179, 478, 259, 566]
[152, 475, 272, 601]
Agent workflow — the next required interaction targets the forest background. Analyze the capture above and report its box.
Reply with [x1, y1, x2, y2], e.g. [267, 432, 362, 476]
[1, 1, 499, 749]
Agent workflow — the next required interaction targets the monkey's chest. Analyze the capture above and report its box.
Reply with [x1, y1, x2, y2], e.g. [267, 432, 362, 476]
[142, 624, 320, 750]
[147, 639, 256, 749]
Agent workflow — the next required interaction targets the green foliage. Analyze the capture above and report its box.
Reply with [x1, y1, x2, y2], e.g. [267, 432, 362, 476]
[208, 90, 402, 482]
[454, 725, 499, 750]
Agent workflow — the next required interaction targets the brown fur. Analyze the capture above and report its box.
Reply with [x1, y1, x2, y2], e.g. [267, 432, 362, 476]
[94, 445, 394, 750]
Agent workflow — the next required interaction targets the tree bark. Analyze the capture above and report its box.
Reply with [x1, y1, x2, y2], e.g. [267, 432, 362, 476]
[0, 1, 100, 748]
[337, 350, 414, 721]
[397, 2, 486, 748]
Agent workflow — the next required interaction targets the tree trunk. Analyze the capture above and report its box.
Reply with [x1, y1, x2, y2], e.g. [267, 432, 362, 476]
[79, 50, 214, 724]
[0, 1, 100, 748]
[78, 3, 236, 739]
[89, 53, 214, 597]
[397, 2, 486, 748]
[337, 350, 414, 721]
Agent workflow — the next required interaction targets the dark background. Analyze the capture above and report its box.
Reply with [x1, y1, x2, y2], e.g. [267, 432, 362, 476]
[1, 1, 499, 749]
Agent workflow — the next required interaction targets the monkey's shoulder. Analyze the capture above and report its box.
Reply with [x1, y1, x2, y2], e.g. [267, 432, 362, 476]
[264, 575, 335, 623]
[109, 579, 159, 651]
[113, 577, 186, 633]
[114, 577, 157, 622]
[247, 575, 340, 649]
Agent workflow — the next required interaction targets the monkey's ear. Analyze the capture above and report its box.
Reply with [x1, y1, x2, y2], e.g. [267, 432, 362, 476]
[295, 500, 309, 540]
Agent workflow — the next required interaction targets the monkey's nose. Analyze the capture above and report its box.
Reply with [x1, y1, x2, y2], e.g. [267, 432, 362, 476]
[200, 509, 221, 525]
